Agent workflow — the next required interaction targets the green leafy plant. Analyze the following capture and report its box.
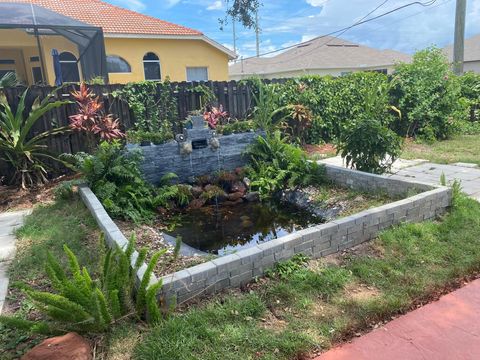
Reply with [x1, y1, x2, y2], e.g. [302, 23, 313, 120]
[0, 235, 166, 334]
[153, 173, 193, 209]
[265, 254, 309, 279]
[279, 104, 313, 145]
[337, 117, 403, 174]
[246, 131, 325, 198]
[187, 83, 217, 110]
[217, 119, 254, 135]
[112, 80, 177, 136]
[63, 141, 155, 222]
[336, 81, 403, 174]
[0, 72, 19, 88]
[126, 129, 174, 145]
[0, 88, 71, 188]
[391, 47, 462, 141]
[251, 80, 286, 131]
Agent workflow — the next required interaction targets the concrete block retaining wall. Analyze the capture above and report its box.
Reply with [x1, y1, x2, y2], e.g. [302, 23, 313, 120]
[79, 185, 157, 288]
[79, 164, 452, 305]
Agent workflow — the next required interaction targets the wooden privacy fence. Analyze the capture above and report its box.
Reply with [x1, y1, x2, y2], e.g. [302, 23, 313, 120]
[0, 80, 286, 180]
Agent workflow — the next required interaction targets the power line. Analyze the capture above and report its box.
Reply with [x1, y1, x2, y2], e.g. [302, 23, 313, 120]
[240, 0, 437, 61]
[304, 0, 391, 68]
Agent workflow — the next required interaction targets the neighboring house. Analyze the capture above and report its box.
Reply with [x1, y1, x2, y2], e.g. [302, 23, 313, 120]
[443, 34, 480, 73]
[229, 36, 411, 80]
[0, 0, 236, 85]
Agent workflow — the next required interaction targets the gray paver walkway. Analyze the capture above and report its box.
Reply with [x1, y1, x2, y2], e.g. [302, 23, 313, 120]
[320, 156, 480, 201]
[0, 210, 30, 313]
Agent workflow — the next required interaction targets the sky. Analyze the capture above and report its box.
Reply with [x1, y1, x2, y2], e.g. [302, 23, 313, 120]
[104, 0, 480, 59]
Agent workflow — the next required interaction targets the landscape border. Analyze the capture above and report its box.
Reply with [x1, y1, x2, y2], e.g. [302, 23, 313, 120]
[79, 164, 452, 304]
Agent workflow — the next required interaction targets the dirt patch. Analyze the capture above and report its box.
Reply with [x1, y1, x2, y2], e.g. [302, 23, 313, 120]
[344, 282, 381, 302]
[116, 221, 208, 277]
[260, 311, 288, 332]
[304, 144, 336, 157]
[0, 175, 78, 212]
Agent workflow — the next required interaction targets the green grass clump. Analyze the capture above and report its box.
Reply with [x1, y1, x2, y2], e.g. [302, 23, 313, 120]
[402, 135, 480, 165]
[135, 193, 480, 360]
[11, 197, 99, 282]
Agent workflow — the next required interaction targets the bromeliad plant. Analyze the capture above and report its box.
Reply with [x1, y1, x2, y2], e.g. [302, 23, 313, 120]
[0, 235, 166, 334]
[0, 89, 71, 188]
[204, 104, 228, 129]
[69, 83, 124, 149]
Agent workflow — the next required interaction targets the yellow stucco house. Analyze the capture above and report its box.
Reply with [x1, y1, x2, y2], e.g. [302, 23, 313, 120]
[0, 0, 236, 85]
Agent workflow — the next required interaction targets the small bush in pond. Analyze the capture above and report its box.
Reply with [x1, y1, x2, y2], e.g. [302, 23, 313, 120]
[0, 235, 166, 334]
[246, 131, 325, 198]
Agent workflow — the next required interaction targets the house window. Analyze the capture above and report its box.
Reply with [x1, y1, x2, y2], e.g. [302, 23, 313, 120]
[30, 56, 40, 62]
[186, 67, 208, 82]
[143, 52, 161, 81]
[59, 52, 80, 82]
[106, 55, 131, 73]
[0, 59, 15, 65]
[32, 67, 43, 84]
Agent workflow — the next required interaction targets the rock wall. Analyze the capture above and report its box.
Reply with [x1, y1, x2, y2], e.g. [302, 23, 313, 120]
[127, 117, 261, 184]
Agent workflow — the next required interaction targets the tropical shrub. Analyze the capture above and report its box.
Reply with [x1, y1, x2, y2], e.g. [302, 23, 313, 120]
[0, 72, 18, 88]
[336, 83, 403, 174]
[246, 131, 325, 198]
[187, 83, 217, 110]
[251, 80, 286, 131]
[204, 104, 228, 129]
[69, 83, 124, 149]
[390, 47, 462, 141]
[337, 117, 403, 174]
[217, 119, 254, 135]
[0, 88, 70, 188]
[279, 104, 313, 145]
[0, 236, 166, 334]
[126, 129, 174, 145]
[112, 80, 176, 137]
[63, 141, 155, 222]
[457, 71, 480, 122]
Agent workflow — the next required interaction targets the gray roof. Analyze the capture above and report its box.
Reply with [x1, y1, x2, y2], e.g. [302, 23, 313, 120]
[443, 34, 480, 62]
[229, 36, 411, 76]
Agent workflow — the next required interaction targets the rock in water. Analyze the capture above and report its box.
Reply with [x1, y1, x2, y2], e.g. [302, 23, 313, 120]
[231, 181, 247, 195]
[21, 332, 92, 360]
[227, 192, 244, 201]
[244, 192, 260, 202]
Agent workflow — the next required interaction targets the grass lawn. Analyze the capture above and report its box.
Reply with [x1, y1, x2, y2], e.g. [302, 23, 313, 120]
[134, 192, 480, 360]
[402, 135, 480, 165]
[2, 191, 480, 360]
[0, 196, 102, 359]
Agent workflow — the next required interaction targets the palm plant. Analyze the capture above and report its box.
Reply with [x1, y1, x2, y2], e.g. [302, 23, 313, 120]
[0, 89, 71, 188]
[0, 72, 18, 88]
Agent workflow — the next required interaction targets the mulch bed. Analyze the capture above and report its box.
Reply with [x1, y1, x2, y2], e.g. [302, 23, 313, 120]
[0, 175, 78, 212]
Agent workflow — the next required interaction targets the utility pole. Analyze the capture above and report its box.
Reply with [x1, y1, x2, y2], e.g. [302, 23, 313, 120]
[255, 10, 260, 57]
[232, 17, 237, 57]
[453, 0, 467, 75]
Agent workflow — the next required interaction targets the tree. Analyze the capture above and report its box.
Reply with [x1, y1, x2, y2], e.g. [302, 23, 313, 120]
[220, 0, 261, 29]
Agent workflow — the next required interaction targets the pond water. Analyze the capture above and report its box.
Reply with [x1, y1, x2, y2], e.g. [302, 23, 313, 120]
[167, 200, 322, 256]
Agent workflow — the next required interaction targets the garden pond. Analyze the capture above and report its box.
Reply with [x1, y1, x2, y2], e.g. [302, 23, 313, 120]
[166, 199, 321, 255]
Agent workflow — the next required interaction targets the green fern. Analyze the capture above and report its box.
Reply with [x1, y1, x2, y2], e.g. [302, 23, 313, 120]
[0, 236, 168, 335]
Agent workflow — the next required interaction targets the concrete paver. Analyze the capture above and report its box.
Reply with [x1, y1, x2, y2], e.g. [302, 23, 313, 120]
[0, 209, 30, 313]
[315, 279, 480, 360]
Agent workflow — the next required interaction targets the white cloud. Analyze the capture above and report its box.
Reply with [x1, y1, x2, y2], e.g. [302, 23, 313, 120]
[305, 0, 329, 7]
[111, 0, 146, 11]
[207, 0, 222, 10]
[165, 0, 182, 8]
